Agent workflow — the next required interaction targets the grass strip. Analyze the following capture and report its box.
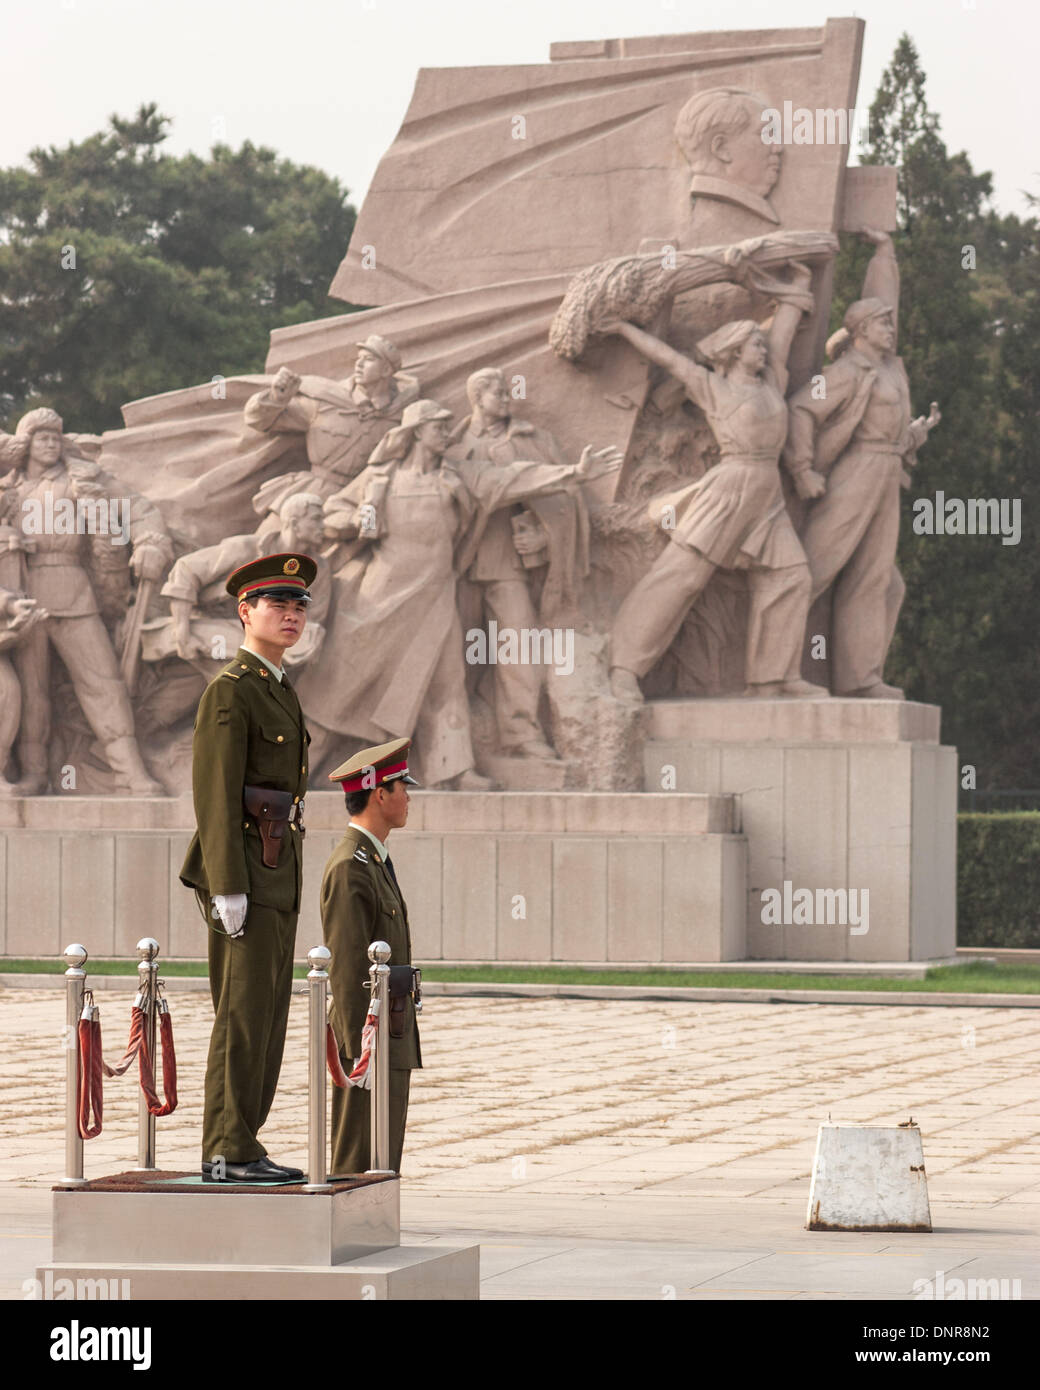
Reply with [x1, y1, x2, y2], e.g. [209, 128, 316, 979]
[2, 958, 1036, 993]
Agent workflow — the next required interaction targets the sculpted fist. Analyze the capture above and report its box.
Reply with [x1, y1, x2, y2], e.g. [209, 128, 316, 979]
[271, 366, 302, 404]
[131, 543, 166, 583]
[793, 469, 827, 500]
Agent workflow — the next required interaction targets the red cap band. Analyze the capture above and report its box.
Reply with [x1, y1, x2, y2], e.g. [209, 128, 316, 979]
[339, 757, 409, 794]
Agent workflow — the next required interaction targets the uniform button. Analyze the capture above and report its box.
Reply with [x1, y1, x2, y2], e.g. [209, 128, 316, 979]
[244, 821, 249, 829]
[293, 796, 300, 804]
[276, 734, 284, 742]
[301, 765, 306, 774]
[291, 823, 298, 831]
[259, 669, 268, 678]
[240, 664, 248, 670]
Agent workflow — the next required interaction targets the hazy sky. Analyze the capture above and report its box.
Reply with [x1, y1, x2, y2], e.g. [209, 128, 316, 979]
[3, 0, 1036, 218]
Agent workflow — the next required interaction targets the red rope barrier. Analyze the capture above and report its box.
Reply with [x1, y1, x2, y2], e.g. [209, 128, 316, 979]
[326, 1022, 350, 1089]
[76, 1017, 103, 1140]
[136, 1009, 178, 1116]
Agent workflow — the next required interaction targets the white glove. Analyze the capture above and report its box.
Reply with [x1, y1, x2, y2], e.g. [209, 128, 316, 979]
[212, 893, 248, 938]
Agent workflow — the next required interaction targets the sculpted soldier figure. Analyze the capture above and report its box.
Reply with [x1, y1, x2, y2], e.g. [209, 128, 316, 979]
[322, 738, 421, 1175]
[0, 524, 46, 794]
[159, 493, 330, 674]
[784, 229, 941, 698]
[0, 409, 170, 794]
[604, 263, 827, 701]
[179, 553, 316, 1182]
[246, 334, 420, 528]
[449, 367, 622, 760]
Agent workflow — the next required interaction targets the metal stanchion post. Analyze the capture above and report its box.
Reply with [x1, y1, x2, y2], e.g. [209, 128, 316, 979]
[303, 945, 333, 1192]
[366, 940, 394, 1176]
[135, 937, 160, 1171]
[63, 944, 88, 1186]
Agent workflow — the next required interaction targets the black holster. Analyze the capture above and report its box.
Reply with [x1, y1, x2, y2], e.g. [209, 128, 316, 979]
[388, 965, 421, 1038]
[243, 785, 294, 869]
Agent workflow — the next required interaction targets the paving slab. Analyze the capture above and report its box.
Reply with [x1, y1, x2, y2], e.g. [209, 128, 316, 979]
[0, 990, 1037, 1300]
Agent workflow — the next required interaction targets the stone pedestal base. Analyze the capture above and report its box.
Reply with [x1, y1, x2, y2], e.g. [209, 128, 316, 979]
[644, 698, 956, 963]
[35, 1172, 479, 1301]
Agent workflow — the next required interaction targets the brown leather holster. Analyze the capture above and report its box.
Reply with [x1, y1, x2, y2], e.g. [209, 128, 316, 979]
[388, 965, 421, 1039]
[243, 785, 296, 869]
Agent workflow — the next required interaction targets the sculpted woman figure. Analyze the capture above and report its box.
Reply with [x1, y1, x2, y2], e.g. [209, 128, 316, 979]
[604, 261, 827, 702]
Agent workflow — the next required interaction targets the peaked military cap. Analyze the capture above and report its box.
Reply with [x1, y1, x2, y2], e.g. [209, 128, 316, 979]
[226, 552, 317, 603]
[329, 737, 420, 793]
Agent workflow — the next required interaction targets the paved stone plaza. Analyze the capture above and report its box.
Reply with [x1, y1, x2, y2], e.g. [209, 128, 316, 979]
[2, 989, 1038, 1300]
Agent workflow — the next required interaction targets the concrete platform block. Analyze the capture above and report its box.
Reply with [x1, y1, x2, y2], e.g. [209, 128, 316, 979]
[806, 1122, 932, 1232]
[52, 1173, 400, 1266]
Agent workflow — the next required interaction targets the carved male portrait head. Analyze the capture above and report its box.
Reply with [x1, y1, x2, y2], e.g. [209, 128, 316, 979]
[675, 87, 781, 225]
[466, 366, 511, 423]
[10, 407, 65, 470]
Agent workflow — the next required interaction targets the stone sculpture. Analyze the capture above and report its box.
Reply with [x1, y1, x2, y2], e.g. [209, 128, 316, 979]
[601, 261, 828, 701]
[0, 410, 171, 794]
[448, 366, 622, 761]
[7, 23, 917, 794]
[785, 229, 941, 697]
[246, 334, 420, 529]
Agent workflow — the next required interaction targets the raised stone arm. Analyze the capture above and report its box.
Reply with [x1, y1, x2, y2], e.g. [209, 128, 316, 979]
[601, 318, 711, 411]
[860, 228, 899, 341]
[243, 367, 315, 437]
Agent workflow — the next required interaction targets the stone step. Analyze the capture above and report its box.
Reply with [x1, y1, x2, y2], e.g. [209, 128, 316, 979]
[34, 1244, 479, 1300]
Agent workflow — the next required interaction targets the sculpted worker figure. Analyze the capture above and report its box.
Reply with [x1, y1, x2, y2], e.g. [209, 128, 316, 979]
[784, 228, 941, 698]
[296, 399, 492, 789]
[449, 366, 622, 760]
[179, 552, 316, 1182]
[0, 408, 170, 794]
[605, 262, 827, 701]
[246, 334, 420, 528]
[322, 738, 421, 1175]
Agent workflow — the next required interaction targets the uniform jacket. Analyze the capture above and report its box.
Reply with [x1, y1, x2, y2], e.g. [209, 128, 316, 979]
[321, 824, 421, 1070]
[179, 646, 309, 912]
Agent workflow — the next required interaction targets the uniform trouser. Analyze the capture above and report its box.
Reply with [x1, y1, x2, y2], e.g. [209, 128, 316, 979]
[415, 611, 475, 785]
[330, 1061, 411, 1176]
[610, 541, 811, 686]
[799, 448, 903, 693]
[202, 898, 297, 1164]
[14, 613, 135, 767]
[479, 578, 545, 749]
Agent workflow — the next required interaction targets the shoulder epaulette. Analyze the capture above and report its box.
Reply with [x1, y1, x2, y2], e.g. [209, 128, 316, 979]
[352, 845, 370, 864]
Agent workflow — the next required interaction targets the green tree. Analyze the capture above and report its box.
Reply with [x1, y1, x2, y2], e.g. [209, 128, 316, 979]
[832, 36, 1039, 790]
[0, 104, 358, 434]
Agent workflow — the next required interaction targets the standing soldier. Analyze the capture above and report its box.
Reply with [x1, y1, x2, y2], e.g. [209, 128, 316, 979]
[322, 738, 420, 1176]
[179, 553, 316, 1182]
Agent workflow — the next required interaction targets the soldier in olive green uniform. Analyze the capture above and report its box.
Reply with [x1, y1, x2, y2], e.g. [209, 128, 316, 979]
[179, 553, 316, 1182]
[322, 738, 421, 1175]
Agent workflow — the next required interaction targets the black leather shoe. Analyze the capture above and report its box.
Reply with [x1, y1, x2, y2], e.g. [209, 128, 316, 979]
[256, 1156, 304, 1181]
[201, 1159, 283, 1183]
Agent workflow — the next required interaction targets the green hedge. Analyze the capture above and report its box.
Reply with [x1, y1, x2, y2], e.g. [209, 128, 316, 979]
[958, 813, 1040, 948]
